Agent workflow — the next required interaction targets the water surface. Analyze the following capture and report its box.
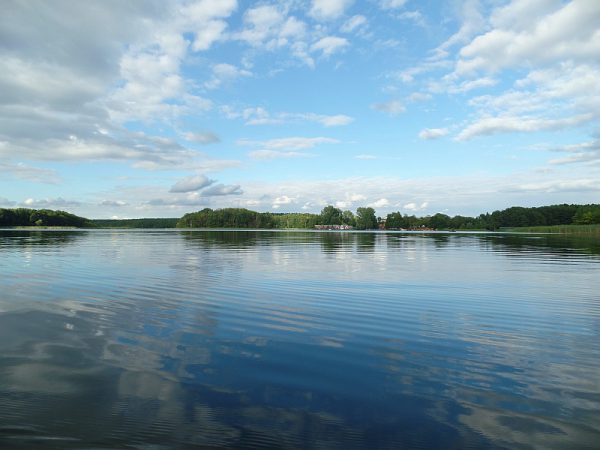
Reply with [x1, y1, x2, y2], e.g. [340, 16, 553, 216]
[1, 230, 598, 449]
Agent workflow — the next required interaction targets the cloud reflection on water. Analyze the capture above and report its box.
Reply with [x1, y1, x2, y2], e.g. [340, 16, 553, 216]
[0, 230, 598, 448]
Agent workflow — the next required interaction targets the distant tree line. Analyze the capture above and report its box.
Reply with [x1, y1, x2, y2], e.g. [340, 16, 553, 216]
[383, 204, 600, 230]
[0, 208, 91, 227]
[91, 218, 179, 228]
[385, 204, 600, 230]
[3, 203, 599, 230]
[177, 203, 600, 230]
[176, 206, 380, 230]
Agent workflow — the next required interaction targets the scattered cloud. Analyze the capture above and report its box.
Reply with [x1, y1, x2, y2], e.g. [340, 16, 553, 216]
[309, 0, 353, 21]
[503, 179, 600, 194]
[435, 2, 600, 141]
[419, 128, 449, 140]
[341, 15, 367, 33]
[239, 136, 340, 151]
[371, 100, 405, 116]
[317, 114, 354, 126]
[0, 162, 61, 184]
[204, 63, 251, 90]
[21, 197, 82, 208]
[233, 4, 312, 65]
[190, 158, 242, 173]
[334, 192, 367, 209]
[184, 0, 238, 51]
[369, 198, 389, 208]
[169, 174, 215, 193]
[272, 195, 295, 209]
[310, 36, 349, 57]
[86, 170, 600, 218]
[0, 197, 16, 207]
[456, 114, 592, 141]
[380, 0, 408, 10]
[244, 136, 339, 160]
[403, 201, 429, 212]
[183, 132, 220, 145]
[226, 106, 354, 127]
[99, 200, 129, 207]
[456, 1, 600, 75]
[249, 150, 311, 160]
[1, 0, 597, 220]
[407, 92, 432, 102]
[146, 193, 209, 208]
[200, 183, 243, 196]
[0, 127, 238, 172]
[396, 10, 425, 26]
[548, 140, 600, 165]
[437, 0, 485, 54]
[0, 1, 239, 178]
[447, 77, 498, 94]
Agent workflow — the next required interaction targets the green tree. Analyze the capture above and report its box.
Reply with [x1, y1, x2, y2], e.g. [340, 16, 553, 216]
[355, 207, 377, 230]
[429, 213, 451, 230]
[573, 205, 600, 224]
[342, 210, 356, 227]
[319, 205, 343, 225]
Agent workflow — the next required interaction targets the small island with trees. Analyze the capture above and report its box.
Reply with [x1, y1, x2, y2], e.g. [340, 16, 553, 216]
[1, 203, 599, 234]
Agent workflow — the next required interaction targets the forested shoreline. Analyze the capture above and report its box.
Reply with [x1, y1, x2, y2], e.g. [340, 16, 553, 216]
[91, 218, 179, 228]
[0, 208, 92, 227]
[178, 203, 600, 230]
[2, 204, 599, 230]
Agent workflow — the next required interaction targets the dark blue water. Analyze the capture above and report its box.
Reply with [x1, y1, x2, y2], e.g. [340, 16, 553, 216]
[0, 230, 598, 449]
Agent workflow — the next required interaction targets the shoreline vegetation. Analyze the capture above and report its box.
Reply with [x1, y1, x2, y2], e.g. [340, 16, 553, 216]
[1, 204, 599, 235]
[504, 224, 600, 235]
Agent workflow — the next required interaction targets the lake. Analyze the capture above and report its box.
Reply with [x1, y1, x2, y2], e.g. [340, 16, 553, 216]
[0, 229, 598, 449]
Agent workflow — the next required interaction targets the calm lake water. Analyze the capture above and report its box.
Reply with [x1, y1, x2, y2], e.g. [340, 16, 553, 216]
[0, 229, 598, 449]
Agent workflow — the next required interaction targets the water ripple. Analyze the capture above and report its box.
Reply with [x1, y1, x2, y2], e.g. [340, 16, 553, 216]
[0, 230, 598, 448]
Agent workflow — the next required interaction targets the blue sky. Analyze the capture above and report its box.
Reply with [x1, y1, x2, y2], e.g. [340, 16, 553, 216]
[1, 0, 599, 219]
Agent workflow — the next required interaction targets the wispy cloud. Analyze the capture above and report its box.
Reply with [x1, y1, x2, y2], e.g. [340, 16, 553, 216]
[419, 128, 449, 140]
[371, 100, 405, 116]
[249, 150, 311, 160]
[183, 132, 220, 145]
[221, 106, 354, 127]
[239, 136, 340, 151]
[456, 115, 592, 141]
[201, 183, 243, 196]
[0, 162, 61, 184]
[204, 63, 251, 90]
[21, 197, 81, 208]
[340, 15, 367, 33]
[99, 200, 129, 207]
[548, 140, 600, 166]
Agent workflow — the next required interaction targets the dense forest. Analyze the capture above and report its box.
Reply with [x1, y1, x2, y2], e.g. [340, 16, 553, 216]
[91, 218, 179, 228]
[176, 206, 380, 230]
[0, 208, 92, 227]
[2, 204, 599, 230]
[178, 203, 600, 230]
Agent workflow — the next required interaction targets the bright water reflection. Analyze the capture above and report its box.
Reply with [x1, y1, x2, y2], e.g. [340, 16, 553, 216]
[0, 230, 598, 449]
